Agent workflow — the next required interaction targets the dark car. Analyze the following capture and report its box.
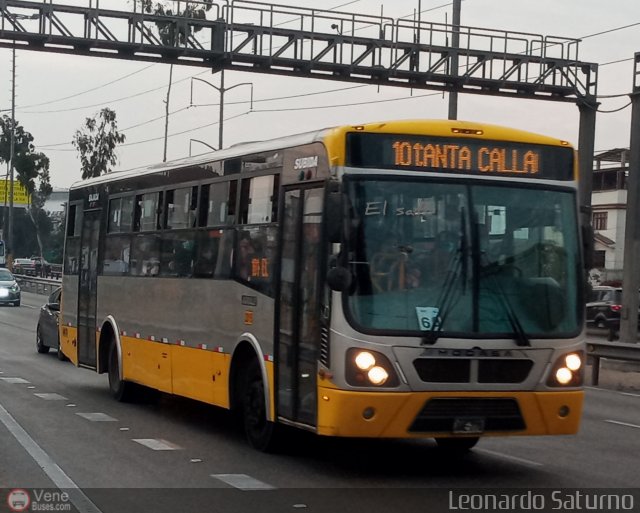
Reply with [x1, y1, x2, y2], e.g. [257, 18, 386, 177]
[0, 268, 21, 306]
[36, 287, 66, 360]
[30, 256, 52, 277]
[586, 286, 640, 341]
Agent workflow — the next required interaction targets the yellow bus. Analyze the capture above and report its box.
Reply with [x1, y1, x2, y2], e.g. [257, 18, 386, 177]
[60, 119, 586, 451]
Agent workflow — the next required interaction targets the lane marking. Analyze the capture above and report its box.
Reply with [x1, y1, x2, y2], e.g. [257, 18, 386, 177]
[132, 438, 181, 450]
[586, 387, 640, 398]
[604, 419, 640, 430]
[34, 393, 68, 401]
[0, 402, 103, 513]
[0, 377, 30, 384]
[75, 413, 118, 422]
[211, 474, 276, 490]
[475, 448, 543, 467]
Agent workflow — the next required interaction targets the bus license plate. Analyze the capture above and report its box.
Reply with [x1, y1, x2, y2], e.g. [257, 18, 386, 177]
[453, 417, 485, 434]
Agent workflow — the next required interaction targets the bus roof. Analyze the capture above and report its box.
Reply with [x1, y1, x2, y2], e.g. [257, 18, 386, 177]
[69, 119, 573, 191]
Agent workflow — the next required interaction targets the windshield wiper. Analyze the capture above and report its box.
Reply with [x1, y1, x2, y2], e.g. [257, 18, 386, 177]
[422, 209, 468, 345]
[480, 256, 530, 347]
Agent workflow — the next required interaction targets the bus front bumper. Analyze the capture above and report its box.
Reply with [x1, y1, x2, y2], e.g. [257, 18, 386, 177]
[316, 387, 583, 438]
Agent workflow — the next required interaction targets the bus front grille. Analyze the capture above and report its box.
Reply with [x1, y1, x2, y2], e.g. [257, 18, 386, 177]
[413, 358, 533, 384]
[408, 398, 526, 433]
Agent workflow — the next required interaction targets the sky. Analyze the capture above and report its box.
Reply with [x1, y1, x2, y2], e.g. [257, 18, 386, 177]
[0, 0, 638, 190]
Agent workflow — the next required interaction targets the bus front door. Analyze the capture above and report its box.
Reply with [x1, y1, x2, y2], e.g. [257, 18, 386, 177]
[77, 209, 100, 369]
[277, 187, 324, 427]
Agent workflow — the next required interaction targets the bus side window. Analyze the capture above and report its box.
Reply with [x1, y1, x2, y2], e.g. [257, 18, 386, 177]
[130, 234, 161, 277]
[165, 187, 197, 230]
[239, 175, 277, 225]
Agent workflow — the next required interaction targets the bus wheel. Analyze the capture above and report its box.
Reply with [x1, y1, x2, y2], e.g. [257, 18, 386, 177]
[242, 360, 278, 451]
[108, 341, 134, 402]
[435, 437, 479, 452]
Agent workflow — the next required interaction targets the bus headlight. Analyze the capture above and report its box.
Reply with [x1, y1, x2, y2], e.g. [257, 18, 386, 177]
[565, 353, 582, 372]
[367, 366, 389, 385]
[355, 351, 376, 371]
[547, 351, 583, 387]
[346, 348, 399, 387]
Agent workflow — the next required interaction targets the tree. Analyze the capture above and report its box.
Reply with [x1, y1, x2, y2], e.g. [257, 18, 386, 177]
[72, 108, 126, 180]
[0, 115, 52, 258]
[136, 1, 214, 45]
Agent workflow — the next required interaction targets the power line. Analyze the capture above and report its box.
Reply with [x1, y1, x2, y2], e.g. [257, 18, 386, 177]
[37, 89, 442, 152]
[252, 91, 442, 113]
[0, 63, 158, 112]
[36, 84, 369, 147]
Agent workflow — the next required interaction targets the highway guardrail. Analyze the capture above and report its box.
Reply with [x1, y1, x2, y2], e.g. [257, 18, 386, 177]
[16, 276, 61, 297]
[586, 340, 640, 385]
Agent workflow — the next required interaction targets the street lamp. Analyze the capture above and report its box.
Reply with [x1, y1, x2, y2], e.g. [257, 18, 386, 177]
[189, 71, 253, 150]
[4, 12, 39, 260]
[189, 139, 217, 156]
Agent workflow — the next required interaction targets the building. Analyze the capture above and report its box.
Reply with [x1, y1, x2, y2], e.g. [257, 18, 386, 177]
[590, 148, 629, 285]
[44, 188, 68, 231]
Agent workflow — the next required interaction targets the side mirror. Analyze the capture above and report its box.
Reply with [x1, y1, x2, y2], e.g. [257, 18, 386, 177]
[325, 191, 343, 244]
[49, 303, 60, 312]
[326, 266, 352, 292]
[582, 224, 594, 270]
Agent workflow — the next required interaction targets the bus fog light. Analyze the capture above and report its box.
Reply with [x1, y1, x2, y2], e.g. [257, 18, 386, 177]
[355, 351, 376, 371]
[565, 353, 581, 371]
[368, 366, 388, 385]
[362, 407, 376, 420]
[555, 367, 572, 385]
[558, 405, 570, 418]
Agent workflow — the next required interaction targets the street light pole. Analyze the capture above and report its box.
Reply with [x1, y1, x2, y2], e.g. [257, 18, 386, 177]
[190, 72, 253, 151]
[7, 47, 16, 259]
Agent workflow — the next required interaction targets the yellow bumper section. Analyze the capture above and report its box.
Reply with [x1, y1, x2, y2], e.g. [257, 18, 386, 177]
[316, 387, 583, 438]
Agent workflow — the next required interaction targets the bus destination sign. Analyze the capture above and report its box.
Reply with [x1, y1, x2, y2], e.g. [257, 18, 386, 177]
[346, 133, 574, 180]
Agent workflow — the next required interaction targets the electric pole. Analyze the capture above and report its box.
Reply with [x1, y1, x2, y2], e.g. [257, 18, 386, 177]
[7, 47, 16, 261]
[619, 54, 640, 344]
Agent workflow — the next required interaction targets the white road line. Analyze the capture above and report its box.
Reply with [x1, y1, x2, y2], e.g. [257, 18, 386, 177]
[211, 474, 275, 490]
[475, 448, 544, 467]
[34, 393, 68, 401]
[75, 413, 118, 422]
[586, 387, 640, 398]
[0, 402, 103, 513]
[132, 438, 181, 450]
[0, 377, 30, 384]
[604, 419, 640, 430]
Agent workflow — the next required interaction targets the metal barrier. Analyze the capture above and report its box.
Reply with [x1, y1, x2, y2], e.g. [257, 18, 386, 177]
[16, 276, 61, 297]
[12, 264, 62, 280]
[586, 340, 640, 385]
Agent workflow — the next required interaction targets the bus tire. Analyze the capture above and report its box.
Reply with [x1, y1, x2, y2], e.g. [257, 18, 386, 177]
[242, 359, 279, 452]
[108, 340, 134, 402]
[36, 325, 50, 354]
[435, 437, 479, 452]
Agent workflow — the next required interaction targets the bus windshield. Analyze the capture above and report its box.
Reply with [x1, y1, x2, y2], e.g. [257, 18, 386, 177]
[344, 177, 581, 338]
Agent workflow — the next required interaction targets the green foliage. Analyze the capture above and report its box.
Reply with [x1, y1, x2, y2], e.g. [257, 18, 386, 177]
[136, 0, 213, 45]
[0, 115, 51, 200]
[72, 108, 126, 180]
[0, 115, 53, 256]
